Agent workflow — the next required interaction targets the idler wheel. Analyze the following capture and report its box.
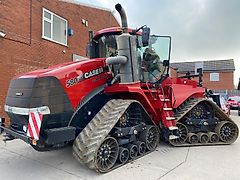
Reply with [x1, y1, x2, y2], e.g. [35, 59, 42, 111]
[207, 132, 219, 143]
[188, 133, 199, 144]
[215, 121, 239, 143]
[139, 125, 159, 151]
[117, 105, 142, 128]
[127, 144, 138, 159]
[118, 147, 129, 164]
[134, 141, 147, 155]
[197, 132, 209, 143]
[95, 137, 119, 172]
[169, 122, 188, 145]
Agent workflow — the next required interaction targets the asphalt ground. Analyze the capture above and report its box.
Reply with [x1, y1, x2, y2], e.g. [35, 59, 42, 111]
[0, 110, 239, 180]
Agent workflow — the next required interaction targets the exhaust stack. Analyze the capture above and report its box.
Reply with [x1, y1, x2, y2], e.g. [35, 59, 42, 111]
[115, 4, 128, 33]
[106, 4, 139, 83]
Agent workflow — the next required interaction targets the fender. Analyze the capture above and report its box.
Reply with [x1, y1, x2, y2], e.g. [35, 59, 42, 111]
[170, 83, 205, 108]
[68, 85, 113, 135]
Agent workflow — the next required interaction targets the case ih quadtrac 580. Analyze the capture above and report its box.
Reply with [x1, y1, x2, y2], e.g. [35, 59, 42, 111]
[1, 4, 238, 172]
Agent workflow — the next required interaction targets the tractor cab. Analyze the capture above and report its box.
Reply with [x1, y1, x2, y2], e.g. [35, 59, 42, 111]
[87, 27, 172, 84]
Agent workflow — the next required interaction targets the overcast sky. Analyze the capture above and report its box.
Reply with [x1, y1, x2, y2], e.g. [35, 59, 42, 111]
[77, 0, 240, 86]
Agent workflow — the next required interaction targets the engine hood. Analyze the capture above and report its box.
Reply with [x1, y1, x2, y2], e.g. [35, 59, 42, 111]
[14, 58, 106, 79]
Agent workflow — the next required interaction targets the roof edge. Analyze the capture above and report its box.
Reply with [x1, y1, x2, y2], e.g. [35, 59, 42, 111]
[171, 58, 234, 64]
[60, 0, 120, 26]
[60, 0, 112, 12]
[177, 69, 235, 73]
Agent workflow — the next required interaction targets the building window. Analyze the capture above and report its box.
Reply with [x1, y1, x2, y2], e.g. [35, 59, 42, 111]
[42, 8, 67, 46]
[210, 73, 219, 81]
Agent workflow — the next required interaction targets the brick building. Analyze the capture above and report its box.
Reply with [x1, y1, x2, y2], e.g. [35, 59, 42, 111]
[169, 66, 178, 78]
[171, 59, 235, 90]
[0, 0, 119, 121]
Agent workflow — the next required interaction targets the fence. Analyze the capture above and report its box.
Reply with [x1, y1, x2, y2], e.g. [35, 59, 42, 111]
[213, 89, 240, 97]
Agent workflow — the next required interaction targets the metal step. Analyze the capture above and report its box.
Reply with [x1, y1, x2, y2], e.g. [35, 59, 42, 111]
[166, 117, 176, 121]
[163, 108, 172, 111]
[169, 135, 179, 140]
[169, 126, 178, 130]
[161, 98, 170, 102]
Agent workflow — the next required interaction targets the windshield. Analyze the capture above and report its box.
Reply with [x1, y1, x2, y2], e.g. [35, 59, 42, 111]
[138, 35, 171, 61]
[97, 33, 171, 82]
[137, 35, 171, 82]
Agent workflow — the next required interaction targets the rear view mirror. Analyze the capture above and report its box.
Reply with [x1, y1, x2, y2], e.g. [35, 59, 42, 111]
[142, 27, 150, 47]
[86, 40, 99, 58]
[163, 60, 169, 67]
[86, 30, 98, 58]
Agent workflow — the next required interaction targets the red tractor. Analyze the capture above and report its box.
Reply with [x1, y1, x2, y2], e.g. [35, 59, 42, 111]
[1, 4, 238, 173]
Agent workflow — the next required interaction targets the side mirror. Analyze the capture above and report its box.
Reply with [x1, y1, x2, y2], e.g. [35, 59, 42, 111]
[163, 60, 169, 67]
[142, 27, 150, 47]
[86, 40, 99, 58]
[86, 30, 98, 58]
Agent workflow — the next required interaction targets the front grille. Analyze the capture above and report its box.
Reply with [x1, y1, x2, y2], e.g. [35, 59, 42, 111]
[5, 76, 73, 112]
[5, 76, 74, 132]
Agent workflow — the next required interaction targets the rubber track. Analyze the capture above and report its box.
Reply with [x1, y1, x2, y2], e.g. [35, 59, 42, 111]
[72, 99, 137, 172]
[170, 98, 239, 147]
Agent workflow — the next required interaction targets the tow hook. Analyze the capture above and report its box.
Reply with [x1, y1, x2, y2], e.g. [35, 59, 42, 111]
[3, 133, 15, 142]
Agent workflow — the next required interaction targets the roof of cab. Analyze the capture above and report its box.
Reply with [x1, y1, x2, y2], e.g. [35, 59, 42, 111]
[93, 27, 141, 39]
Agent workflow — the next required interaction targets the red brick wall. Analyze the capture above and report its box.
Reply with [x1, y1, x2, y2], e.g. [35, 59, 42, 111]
[177, 71, 234, 90]
[202, 72, 234, 90]
[0, 0, 119, 123]
[169, 67, 177, 78]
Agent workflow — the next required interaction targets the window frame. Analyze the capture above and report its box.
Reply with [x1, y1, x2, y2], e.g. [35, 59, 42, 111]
[210, 72, 220, 82]
[42, 8, 68, 46]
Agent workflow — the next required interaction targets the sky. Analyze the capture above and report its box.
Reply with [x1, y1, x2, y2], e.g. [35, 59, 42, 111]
[77, 0, 240, 86]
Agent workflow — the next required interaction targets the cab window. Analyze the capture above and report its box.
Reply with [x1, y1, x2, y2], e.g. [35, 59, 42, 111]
[98, 35, 118, 58]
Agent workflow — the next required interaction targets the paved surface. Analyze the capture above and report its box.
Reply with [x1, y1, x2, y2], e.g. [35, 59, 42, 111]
[0, 111, 239, 180]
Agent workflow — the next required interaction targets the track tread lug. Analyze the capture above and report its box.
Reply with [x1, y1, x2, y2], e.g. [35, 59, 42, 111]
[172, 98, 239, 147]
[72, 99, 137, 172]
